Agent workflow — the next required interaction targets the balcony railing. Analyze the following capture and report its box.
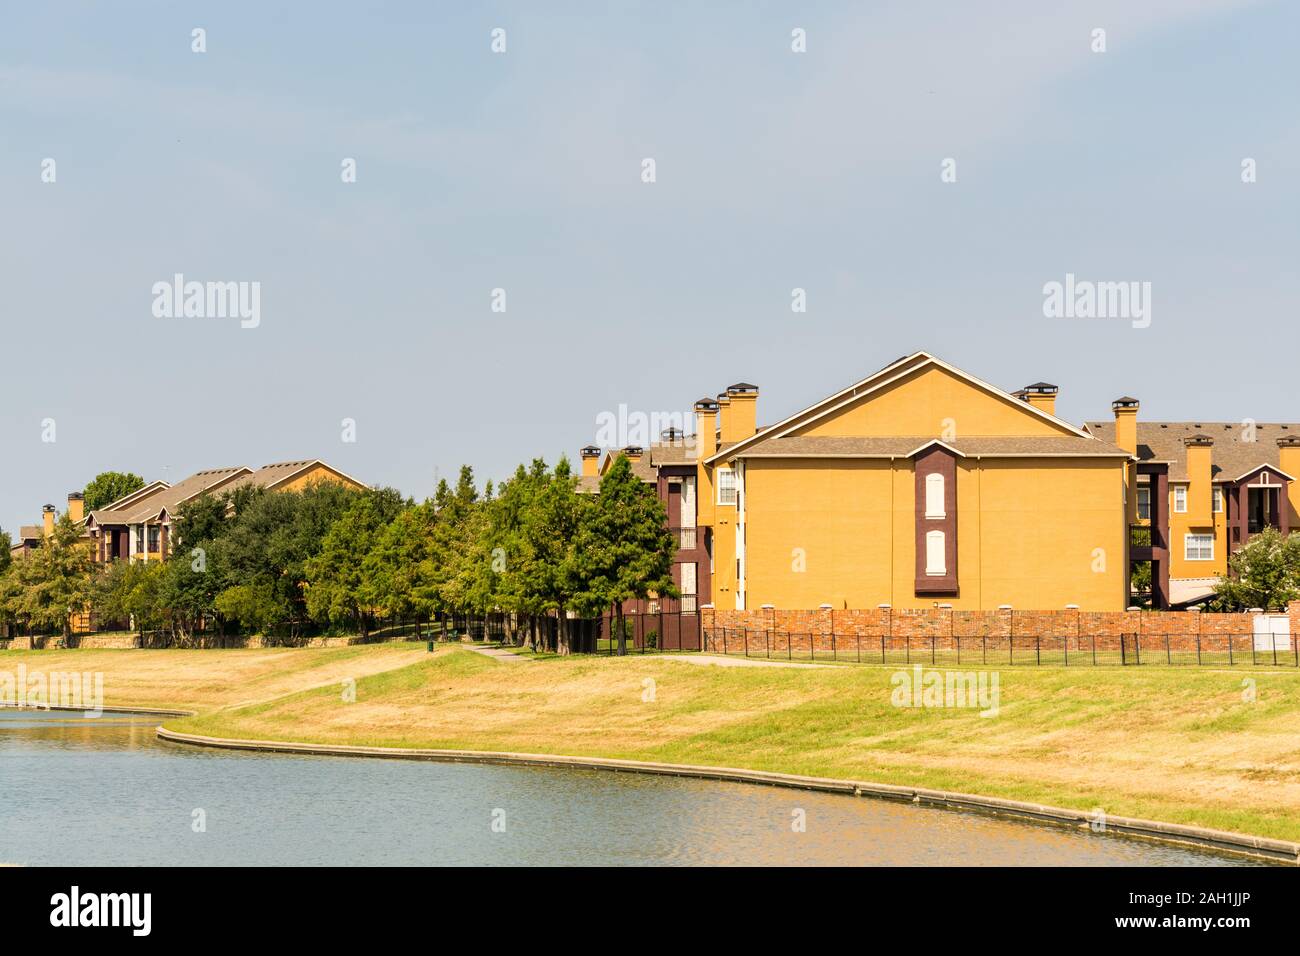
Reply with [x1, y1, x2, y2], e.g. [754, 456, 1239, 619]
[670, 527, 698, 551]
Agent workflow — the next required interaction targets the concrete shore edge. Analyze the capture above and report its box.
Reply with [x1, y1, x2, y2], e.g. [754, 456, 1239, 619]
[155, 726, 1299, 865]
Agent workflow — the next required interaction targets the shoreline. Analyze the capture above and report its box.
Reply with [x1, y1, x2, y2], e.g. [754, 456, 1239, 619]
[155, 725, 1299, 865]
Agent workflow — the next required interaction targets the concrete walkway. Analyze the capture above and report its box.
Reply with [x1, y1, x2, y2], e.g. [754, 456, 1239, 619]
[465, 644, 532, 663]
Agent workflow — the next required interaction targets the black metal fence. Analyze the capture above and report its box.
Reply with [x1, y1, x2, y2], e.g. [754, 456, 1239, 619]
[704, 627, 1300, 667]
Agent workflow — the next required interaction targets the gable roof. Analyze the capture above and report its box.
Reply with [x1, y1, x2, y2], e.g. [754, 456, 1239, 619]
[222, 459, 369, 494]
[707, 351, 1099, 465]
[735, 435, 1130, 460]
[96, 479, 171, 514]
[1083, 421, 1300, 483]
[88, 467, 253, 525]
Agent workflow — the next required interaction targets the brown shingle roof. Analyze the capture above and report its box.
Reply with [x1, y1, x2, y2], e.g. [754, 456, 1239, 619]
[91, 467, 252, 524]
[1084, 421, 1300, 482]
[648, 441, 698, 466]
[18, 525, 42, 542]
[731, 435, 1131, 460]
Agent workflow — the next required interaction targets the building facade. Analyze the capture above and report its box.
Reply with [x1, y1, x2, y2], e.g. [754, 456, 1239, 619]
[1085, 409, 1300, 607]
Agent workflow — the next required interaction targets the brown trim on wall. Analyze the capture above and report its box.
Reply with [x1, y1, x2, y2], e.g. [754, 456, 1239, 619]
[913, 445, 958, 595]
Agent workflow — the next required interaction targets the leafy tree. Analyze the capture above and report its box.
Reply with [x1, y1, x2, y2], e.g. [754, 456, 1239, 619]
[365, 502, 440, 622]
[571, 454, 677, 654]
[1211, 528, 1300, 611]
[516, 458, 586, 653]
[215, 583, 284, 633]
[83, 472, 146, 511]
[2, 514, 95, 638]
[216, 482, 361, 637]
[0, 527, 11, 576]
[91, 559, 168, 631]
[305, 490, 407, 637]
[171, 492, 229, 551]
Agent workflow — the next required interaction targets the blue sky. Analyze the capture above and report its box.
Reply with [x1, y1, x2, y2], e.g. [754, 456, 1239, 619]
[2, 1, 1296, 532]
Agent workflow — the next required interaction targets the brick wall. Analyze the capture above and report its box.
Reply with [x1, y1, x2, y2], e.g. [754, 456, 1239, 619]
[701, 605, 1295, 660]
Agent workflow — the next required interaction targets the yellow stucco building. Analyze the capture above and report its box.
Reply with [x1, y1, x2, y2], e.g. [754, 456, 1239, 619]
[694, 352, 1133, 611]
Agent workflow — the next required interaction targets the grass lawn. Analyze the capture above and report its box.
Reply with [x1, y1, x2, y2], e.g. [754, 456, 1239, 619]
[5, 644, 1300, 841]
[0, 643, 426, 711]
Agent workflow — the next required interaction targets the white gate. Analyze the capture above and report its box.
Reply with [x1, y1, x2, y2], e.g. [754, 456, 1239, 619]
[1252, 614, 1291, 653]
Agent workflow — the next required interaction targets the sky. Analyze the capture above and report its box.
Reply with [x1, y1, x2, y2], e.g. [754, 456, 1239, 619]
[2, 0, 1297, 533]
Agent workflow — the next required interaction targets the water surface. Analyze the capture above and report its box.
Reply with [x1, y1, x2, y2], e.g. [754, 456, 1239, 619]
[0, 709, 1264, 866]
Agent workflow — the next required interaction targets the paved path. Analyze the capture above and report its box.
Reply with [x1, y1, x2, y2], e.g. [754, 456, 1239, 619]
[465, 644, 532, 663]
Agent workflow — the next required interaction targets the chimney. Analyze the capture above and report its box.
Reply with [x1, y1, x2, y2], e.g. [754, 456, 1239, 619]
[1021, 382, 1058, 417]
[694, 397, 720, 456]
[715, 393, 732, 445]
[67, 491, 85, 524]
[1184, 434, 1214, 525]
[721, 382, 759, 443]
[1112, 397, 1140, 455]
[42, 504, 56, 537]
[621, 445, 644, 464]
[579, 445, 601, 478]
[1112, 397, 1141, 525]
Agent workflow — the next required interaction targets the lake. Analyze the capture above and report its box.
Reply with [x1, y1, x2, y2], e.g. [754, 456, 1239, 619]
[0, 709, 1263, 866]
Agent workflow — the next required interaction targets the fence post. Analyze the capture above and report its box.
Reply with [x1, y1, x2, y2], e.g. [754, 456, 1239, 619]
[906, 632, 911, 665]
[880, 633, 885, 664]
[1228, 632, 1233, 666]
[1166, 634, 1171, 665]
[742, 627, 748, 658]
[1091, 633, 1096, 666]
[930, 634, 936, 666]
[956, 634, 961, 665]
[1196, 633, 1201, 666]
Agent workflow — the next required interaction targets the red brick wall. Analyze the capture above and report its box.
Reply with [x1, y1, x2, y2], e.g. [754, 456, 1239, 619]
[700, 605, 1294, 659]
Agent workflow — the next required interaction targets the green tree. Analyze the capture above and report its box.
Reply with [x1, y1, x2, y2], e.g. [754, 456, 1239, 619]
[3, 514, 95, 638]
[83, 472, 146, 511]
[305, 490, 407, 638]
[216, 481, 362, 638]
[91, 559, 168, 632]
[171, 492, 229, 551]
[0, 527, 12, 576]
[1211, 527, 1300, 611]
[571, 454, 677, 655]
[365, 502, 440, 623]
[517, 458, 586, 653]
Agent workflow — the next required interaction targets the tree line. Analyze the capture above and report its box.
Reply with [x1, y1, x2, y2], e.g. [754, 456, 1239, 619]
[0, 455, 676, 654]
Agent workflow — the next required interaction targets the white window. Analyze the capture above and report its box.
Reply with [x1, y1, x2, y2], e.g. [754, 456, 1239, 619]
[924, 473, 946, 519]
[1173, 486, 1187, 513]
[680, 476, 696, 528]
[1185, 533, 1214, 561]
[680, 562, 697, 596]
[925, 530, 946, 575]
[716, 469, 737, 506]
[1212, 486, 1223, 513]
[1137, 487, 1151, 520]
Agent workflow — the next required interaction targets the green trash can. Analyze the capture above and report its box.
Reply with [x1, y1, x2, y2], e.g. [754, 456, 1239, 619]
[426, 640, 434, 653]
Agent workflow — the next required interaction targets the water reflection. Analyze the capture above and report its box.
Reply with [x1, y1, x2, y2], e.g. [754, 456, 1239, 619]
[0, 709, 1266, 867]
